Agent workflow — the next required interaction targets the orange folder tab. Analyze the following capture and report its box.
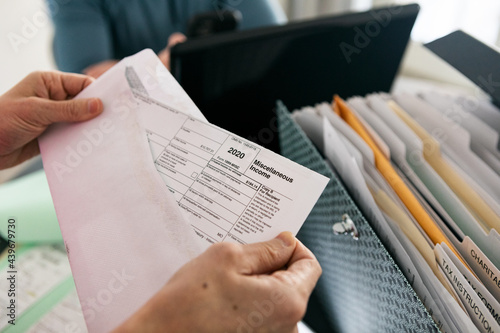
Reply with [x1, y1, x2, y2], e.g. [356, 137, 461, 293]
[333, 95, 462, 260]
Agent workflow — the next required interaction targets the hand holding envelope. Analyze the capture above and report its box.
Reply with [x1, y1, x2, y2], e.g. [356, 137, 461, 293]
[37, 51, 326, 332]
[0, 71, 103, 169]
[0, 52, 326, 332]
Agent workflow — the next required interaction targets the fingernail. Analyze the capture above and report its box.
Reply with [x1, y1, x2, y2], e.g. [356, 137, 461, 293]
[88, 98, 100, 114]
[276, 231, 295, 247]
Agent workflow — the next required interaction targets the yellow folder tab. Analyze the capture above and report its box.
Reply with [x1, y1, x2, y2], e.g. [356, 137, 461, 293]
[333, 95, 461, 259]
[388, 101, 500, 235]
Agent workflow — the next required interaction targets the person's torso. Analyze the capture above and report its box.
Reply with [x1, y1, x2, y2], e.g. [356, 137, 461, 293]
[102, 0, 214, 58]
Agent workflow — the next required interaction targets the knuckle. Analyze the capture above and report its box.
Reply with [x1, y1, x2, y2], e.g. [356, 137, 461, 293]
[22, 96, 38, 113]
[211, 242, 242, 263]
[62, 101, 81, 119]
[263, 244, 282, 263]
[28, 71, 43, 81]
[304, 256, 322, 277]
[10, 97, 46, 127]
[252, 243, 284, 270]
[315, 260, 323, 276]
[282, 296, 307, 322]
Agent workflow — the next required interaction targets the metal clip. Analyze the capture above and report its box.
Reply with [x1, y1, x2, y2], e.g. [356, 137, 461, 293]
[332, 214, 359, 240]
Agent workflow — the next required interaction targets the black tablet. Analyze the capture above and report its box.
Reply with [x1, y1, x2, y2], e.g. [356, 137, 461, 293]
[171, 4, 420, 152]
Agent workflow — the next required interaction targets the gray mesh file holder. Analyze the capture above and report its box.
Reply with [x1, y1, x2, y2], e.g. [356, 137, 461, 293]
[276, 101, 438, 333]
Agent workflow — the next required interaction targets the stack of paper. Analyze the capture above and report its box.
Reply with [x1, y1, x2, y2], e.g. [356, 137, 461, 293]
[293, 90, 500, 333]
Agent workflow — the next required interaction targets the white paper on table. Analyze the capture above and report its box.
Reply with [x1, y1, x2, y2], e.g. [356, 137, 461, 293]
[27, 290, 86, 333]
[297, 321, 316, 333]
[0, 245, 73, 330]
[39, 50, 329, 332]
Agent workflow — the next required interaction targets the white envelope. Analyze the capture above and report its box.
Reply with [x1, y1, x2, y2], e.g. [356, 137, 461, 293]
[39, 51, 202, 333]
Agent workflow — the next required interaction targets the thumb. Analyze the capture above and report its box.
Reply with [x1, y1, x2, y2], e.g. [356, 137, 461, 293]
[239, 232, 296, 275]
[36, 97, 103, 126]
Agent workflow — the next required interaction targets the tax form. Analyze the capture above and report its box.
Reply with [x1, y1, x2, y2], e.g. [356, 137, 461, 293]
[39, 49, 328, 332]
[125, 65, 328, 247]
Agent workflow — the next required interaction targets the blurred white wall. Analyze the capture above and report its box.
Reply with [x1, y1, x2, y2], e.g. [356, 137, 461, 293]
[393, 0, 500, 46]
[0, 0, 55, 95]
[279, 0, 371, 20]
[280, 0, 500, 47]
